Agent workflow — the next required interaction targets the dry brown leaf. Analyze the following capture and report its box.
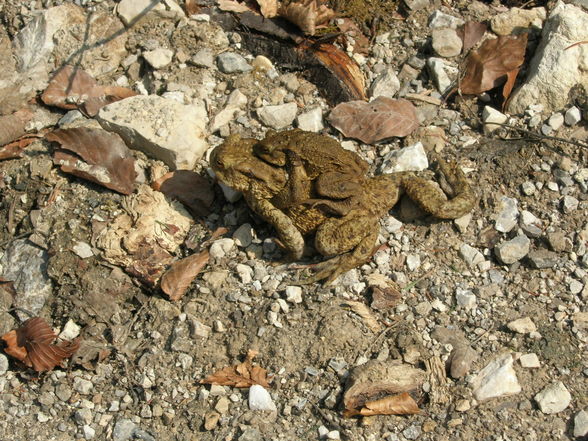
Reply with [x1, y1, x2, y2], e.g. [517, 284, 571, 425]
[329, 97, 419, 144]
[305, 42, 366, 101]
[185, 0, 201, 15]
[256, 0, 278, 17]
[278, 0, 335, 35]
[152, 170, 214, 217]
[371, 286, 401, 310]
[343, 300, 382, 333]
[0, 109, 33, 146]
[0, 134, 43, 161]
[343, 360, 426, 411]
[41, 66, 100, 110]
[344, 392, 420, 417]
[47, 127, 136, 195]
[160, 250, 210, 301]
[460, 33, 528, 100]
[201, 350, 271, 388]
[1, 317, 80, 372]
[459, 21, 487, 53]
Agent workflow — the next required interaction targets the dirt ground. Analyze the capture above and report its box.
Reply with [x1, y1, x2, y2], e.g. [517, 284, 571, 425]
[0, 1, 587, 441]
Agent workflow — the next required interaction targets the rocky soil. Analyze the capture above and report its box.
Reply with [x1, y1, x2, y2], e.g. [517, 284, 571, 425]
[0, 0, 587, 440]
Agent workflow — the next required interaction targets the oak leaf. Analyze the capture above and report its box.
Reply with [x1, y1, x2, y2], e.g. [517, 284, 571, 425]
[47, 127, 136, 195]
[201, 350, 271, 388]
[460, 33, 528, 102]
[1, 317, 80, 372]
[278, 0, 335, 35]
[329, 97, 419, 144]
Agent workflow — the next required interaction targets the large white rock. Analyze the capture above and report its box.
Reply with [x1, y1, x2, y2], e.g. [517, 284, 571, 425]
[117, 0, 185, 26]
[508, 2, 588, 114]
[471, 353, 521, 401]
[534, 381, 571, 414]
[248, 385, 277, 412]
[97, 95, 208, 170]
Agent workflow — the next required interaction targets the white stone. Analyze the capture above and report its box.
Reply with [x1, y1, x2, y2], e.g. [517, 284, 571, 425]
[0, 354, 8, 376]
[507, 317, 537, 334]
[455, 288, 476, 308]
[252, 55, 274, 71]
[432, 28, 463, 58]
[427, 57, 452, 94]
[534, 381, 571, 414]
[236, 263, 253, 284]
[508, 2, 588, 114]
[285, 286, 303, 303]
[59, 319, 81, 340]
[117, 0, 185, 25]
[460, 243, 485, 267]
[429, 10, 464, 29]
[369, 68, 401, 99]
[227, 89, 248, 108]
[73, 377, 93, 395]
[471, 353, 521, 401]
[406, 254, 421, 271]
[143, 48, 173, 69]
[257, 102, 297, 129]
[97, 95, 208, 170]
[565, 106, 582, 125]
[210, 106, 240, 132]
[83, 425, 96, 439]
[248, 385, 277, 411]
[495, 196, 519, 233]
[209, 238, 235, 259]
[380, 142, 428, 174]
[491, 7, 546, 35]
[296, 107, 324, 132]
[574, 410, 588, 437]
[72, 241, 94, 258]
[519, 353, 541, 368]
[547, 112, 564, 130]
[482, 106, 508, 133]
[217, 181, 242, 203]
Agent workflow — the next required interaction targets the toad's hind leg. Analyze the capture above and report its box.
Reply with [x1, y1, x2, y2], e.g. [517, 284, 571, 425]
[402, 159, 476, 219]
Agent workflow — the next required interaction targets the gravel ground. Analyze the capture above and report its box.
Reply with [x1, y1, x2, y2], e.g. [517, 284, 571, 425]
[0, 1, 587, 441]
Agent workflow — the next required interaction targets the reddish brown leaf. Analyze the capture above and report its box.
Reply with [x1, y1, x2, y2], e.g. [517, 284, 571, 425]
[459, 21, 487, 53]
[160, 250, 210, 301]
[304, 42, 366, 101]
[344, 392, 420, 417]
[0, 142, 26, 160]
[41, 66, 100, 110]
[371, 286, 401, 310]
[0, 109, 33, 146]
[201, 350, 271, 388]
[460, 33, 528, 96]
[328, 97, 419, 144]
[185, 0, 201, 15]
[47, 127, 136, 195]
[79, 86, 138, 117]
[502, 68, 519, 106]
[1, 317, 80, 372]
[152, 170, 214, 217]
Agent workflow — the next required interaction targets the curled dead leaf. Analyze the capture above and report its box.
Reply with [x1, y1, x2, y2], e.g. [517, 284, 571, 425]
[1, 317, 80, 372]
[458, 21, 487, 53]
[278, 0, 335, 35]
[343, 301, 382, 333]
[47, 127, 136, 195]
[217, 0, 254, 13]
[152, 170, 214, 217]
[0, 109, 33, 147]
[200, 349, 271, 388]
[160, 250, 210, 301]
[460, 33, 528, 102]
[344, 392, 420, 417]
[329, 97, 419, 144]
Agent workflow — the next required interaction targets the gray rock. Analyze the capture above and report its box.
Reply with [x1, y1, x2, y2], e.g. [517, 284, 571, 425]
[0, 354, 8, 375]
[112, 419, 135, 441]
[565, 106, 582, 125]
[97, 95, 208, 170]
[534, 381, 571, 414]
[232, 223, 254, 248]
[562, 195, 579, 213]
[73, 377, 93, 395]
[508, 3, 588, 114]
[490, 7, 546, 35]
[143, 48, 173, 69]
[455, 288, 476, 308]
[495, 235, 530, 264]
[495, 196, 519, 232]
[427, 57, 452, 94]
[248, 384, 277, 411]
[460, 243, 485, 267]
[482, 106, 508, 133]
[471, 353, 521, 401]
[216, 52, 252, 74]
[574, 410, 588, 437]
[527, 249, 560, 268]
[380, 142, 428, 174]
[239, 428, 262, 441]
[404, 0, 429, 11]
[428, 10, 464, 29]
[519, 353, 541, 368]
[432, 327, 478, 378]
[369, 68, 401, 98]
[0, 239, 52, 320]
[402, 424, 422, 440]
[189, 48, 215, 68]
[296, 107, 324, 132]
[257, 102, 297, 129]
[520, 210, 543, 237]
[432, 28, 463, 57]
[117, 0, 185, 25]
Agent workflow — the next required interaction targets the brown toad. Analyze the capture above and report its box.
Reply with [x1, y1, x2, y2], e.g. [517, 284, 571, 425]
[211, 130, 476, 284]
